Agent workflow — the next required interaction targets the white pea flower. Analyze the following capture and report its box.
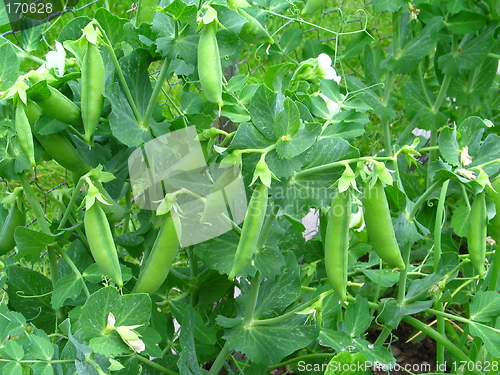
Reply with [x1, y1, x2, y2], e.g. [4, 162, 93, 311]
[460, 146, 472, 167]
[320, 93, 341, 119]
[45, 41, 66, 77]
[457, 168, 476, 181]
[317, 53, 341, 84]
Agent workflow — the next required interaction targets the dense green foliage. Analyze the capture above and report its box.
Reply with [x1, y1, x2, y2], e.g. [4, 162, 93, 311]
[2, 0, 500, 374]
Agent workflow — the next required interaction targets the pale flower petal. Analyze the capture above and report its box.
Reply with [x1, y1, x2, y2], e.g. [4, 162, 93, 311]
[45, 41, 66, 77]
[128, 339, 146, 353]
[320, 93, 341, 118]
[317, 53, 341, 83]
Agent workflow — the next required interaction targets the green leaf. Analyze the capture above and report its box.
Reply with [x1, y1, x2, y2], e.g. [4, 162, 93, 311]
[181, 92, 203, 115]
[2, 362, 23, 375]
[95, 8, 128, 45]
[469, 290, 500, 322]
[378, 299, 434, 329]
[30, 362, 54, 375]
[344, 296, 372, 337]
[7, 266, 56, 333]
[0, 340, 24, 361]
[446, 0, 466, 14]
[177, 306, 204, 375]
[79, 287, 151, 343]
[439, 24, 496, 75]
[450, 205, 470, 237]
[20, 19, 44, 52]
[401, 81, 447, 130]
[34, 114, 68, 135]
[51, 274, 83, 309]
[324, 351, 367, 375]
[165, 0, 198, 26]
[446, 10, 487, 34]
[254, 251, 301, 319]
[438, 126, 460, 166]
[468, 322, 500, 357]
[280, 28, 302, 54]
[88, 333, 129, 357]
[381, 17, 442, 73]
[372, 0, 406, 12]
[276, 122, 321, 160]
[169, 302, 216, 345]
[104, 82, 152, 147]
[0, 43, 20, 91]
[319, 329, 395, 365]
[345, 76, 394, 122]
[458, 116, 487, 155]
[224, 315, 318, 365]
[58, 16, 92, 42]
[359, 269, 399, 288]
[248, 85, 280, 141]
[14, 227, 54, 262]
[469, 134, 500, 175]
[275, 97, 301, 138]
[28, 335, 55, 360]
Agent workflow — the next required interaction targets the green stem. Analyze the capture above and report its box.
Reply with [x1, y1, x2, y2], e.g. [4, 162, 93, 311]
[374, 327, 391, 346]
[143, 59, 170, 128]
[409, 178, 446, 220]
[434, 180, 450, 271]
[96, 24, 142, 124]
[19, 174, 59, 285]
[294, 156, 393, 179]
[255, 205, 279, 250]
[133, 354, 180, 375]
[58, 176, 85, 230]
[243, 271, 261, 326]
[402, 316, 474, 366]
[253, 290, 333, 326]
[487, 247, 500, 292]
[435, 301, 446, 369]
[207, 342, 231, 375]
[397, 242, 412, 304]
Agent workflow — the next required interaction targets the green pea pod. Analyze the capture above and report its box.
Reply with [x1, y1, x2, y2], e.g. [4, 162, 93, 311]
[0, 188, 26, 256]
[301, 0, 326, 15]
[15, 99, 36, 168]
[84, 202, 124, 287]
[228, 181, 268, 280]
[236, 8, 274, 44]
[132, 212, 179, 294]
[487, 177, 500, 243]
[468, 192, 487, 278]
[92, 179, 128, 223]
[25, 101, 91, 176]
[81, 42, 105, 145]
[363, 180, 405, 270]
[198, 20, 224, 107]
[33, 85, 83, 127]
[324, 190, 351, 300]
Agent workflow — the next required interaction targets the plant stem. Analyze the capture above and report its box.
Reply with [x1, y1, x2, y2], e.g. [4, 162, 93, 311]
[487, 248, 500, 292]
[374, 327, 391, 346]
[207, 342, 231, 375]
[19, 174, 59, 285]
[294, 156, 393, 179]
[58, 176, 85, 230]
[434, 180, 450, 271]
[402, 316, 474, 367]
[253, 290, 333, 326]
[255, 204, 279, 250]
[397, 242, 411, 304]
[143, 59, 170, 128]
[133, 354, 180, 375]
[243, 271, 261, 326]
[409, 178, 446, 220]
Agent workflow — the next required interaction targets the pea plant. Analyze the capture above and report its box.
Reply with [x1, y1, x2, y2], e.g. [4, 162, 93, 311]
[1, 0, 500, 374]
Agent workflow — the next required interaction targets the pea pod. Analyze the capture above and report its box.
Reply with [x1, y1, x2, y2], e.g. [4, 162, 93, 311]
[235, 8, 274, 44]
[15, 99, 36, 168]
[228, 181, 268, 280]
[198, 20, 224, 107]
[81, 42, 105, 145]
[301, 0, 326, 15]
[25, 100, 91, 176]
[132, 212, 179, 294]
[84, 202, 123, 287]
[468, 192, 487, 278]
[362, 180, 405, 270]
[487, 177, 500, 243]
[324, 190, 351, 300]
[0, 188, 26, 256]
